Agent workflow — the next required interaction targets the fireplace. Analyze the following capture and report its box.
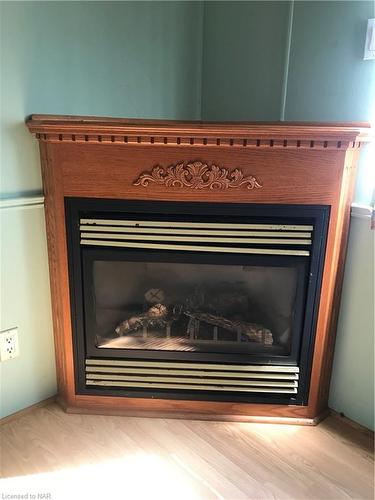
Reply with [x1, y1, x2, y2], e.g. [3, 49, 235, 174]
[67, 198, 328, 405]
[27, 115, 370, 423]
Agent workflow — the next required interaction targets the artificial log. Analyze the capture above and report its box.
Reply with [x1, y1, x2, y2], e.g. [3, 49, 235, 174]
[115, 303, 168, 336]
[184, 312, 273, 344]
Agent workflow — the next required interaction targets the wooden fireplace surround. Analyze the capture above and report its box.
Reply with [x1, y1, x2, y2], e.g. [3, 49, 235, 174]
[27, 115, 371, 424]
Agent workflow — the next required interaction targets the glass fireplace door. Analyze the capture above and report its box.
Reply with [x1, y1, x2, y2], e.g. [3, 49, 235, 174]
[82, 249, 308, 363]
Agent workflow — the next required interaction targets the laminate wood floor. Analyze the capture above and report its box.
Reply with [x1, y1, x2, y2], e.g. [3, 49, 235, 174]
[0, 403, 373, 500]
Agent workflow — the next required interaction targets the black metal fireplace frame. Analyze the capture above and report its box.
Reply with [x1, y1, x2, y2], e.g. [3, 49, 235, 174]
[65, 198, 330, 405]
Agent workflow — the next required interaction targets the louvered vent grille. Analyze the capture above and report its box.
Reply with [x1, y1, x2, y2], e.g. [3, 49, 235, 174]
[80, 219, 313, 256]
[85, 359, 299, 394]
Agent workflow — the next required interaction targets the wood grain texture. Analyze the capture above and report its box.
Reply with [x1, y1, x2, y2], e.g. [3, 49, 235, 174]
[315, 148, 361, 415]
[60, 394, 322, 424]
[26, 116, 372, 422]
[39, 142, 75, 403]
[1, 403, 373, 499]
[58, 144, 346, 204]
[26, 114, 372, 148]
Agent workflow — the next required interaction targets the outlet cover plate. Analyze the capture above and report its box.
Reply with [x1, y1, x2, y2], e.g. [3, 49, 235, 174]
[364, 18, 375, 60]
[0, 328, 20, 361]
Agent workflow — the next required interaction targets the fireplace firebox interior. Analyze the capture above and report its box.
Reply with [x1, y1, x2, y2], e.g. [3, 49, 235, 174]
[66, 199, 329, 406]
[91, 259, 299, 356]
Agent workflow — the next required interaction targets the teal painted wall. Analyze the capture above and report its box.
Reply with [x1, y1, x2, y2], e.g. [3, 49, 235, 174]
[201, 1, 374, 125]
[1, 1, 374, 428]
[0, 1, 204, 418]
[201, 1, 290, 120]
[285, 1, 375, 122]
[0, 207, 56, 418]
[329, 217, 374, 430]
[1, 1, 203, 198]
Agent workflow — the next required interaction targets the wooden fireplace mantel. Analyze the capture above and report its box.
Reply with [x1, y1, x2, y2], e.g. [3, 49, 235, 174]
[27, 114, 370, 148]
[27, 115, 371, 424]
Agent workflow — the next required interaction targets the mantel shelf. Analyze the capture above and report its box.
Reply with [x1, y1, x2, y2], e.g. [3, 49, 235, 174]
[26, 115, 372, 150]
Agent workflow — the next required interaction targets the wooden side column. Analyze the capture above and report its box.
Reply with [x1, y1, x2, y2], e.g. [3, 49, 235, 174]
[40, 142, 75, 406]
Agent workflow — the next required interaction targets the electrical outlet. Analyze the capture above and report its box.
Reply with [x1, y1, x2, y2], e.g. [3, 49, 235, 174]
[0, 328, 20, 361]
[364, 19, 375, 60]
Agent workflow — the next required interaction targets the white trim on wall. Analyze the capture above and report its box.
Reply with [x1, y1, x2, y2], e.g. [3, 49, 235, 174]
[350, 203, 373, 219]
[0, 196, 45, 210]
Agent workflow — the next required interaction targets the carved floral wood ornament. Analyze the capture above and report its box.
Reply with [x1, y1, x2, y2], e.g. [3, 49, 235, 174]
[133, 161, 263, 190]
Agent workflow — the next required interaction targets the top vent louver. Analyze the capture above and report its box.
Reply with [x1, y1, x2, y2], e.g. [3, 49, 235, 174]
[80, 218, 312, 257]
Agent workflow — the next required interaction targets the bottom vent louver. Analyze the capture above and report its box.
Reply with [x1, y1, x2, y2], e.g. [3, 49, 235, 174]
[85, 359, 299, 394]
